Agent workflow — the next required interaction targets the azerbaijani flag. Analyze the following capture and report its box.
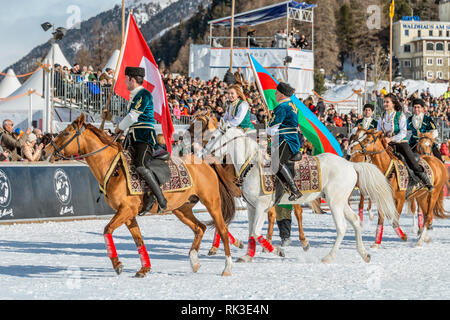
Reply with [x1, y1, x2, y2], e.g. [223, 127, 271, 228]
[248, 54, 343, 157]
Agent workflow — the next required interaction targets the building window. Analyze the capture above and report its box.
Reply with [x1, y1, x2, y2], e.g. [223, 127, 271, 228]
[437, 58, 443, 66]
[447, 31, 450, 37]
[437, 71, 443, 79]
[427, 58, 433, 65]
[429, 30, 433, 36]
[404, 44, 411, 53]
[448, 43, 450, 51]
[426, 42, 434, 51]
[439, 30, 442, 37]
[436, 42, 444, 51]
[405, 30, 409, 36]
[427, 71, 433, 79]
[403, 60, 411, 68]
[418, 30, 421, 37]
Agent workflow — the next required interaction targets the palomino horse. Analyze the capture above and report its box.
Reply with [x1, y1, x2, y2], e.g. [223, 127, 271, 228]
[188, 111, 320, 252]
[43, 114, 235, 277]
[202, 122, 399, 263]
[348, 128, 448, 247]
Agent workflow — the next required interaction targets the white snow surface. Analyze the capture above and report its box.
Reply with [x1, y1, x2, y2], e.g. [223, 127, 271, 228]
[1, 200, 450, 300]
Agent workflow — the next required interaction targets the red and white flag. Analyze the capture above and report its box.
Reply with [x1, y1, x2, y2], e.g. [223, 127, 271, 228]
[114, 13, 174, 154]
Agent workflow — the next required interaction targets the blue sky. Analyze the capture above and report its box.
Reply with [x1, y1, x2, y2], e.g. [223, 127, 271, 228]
[0, 0, 123, 71]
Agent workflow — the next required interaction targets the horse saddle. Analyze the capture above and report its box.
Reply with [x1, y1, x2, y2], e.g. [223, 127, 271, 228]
[261, 155, 322, 200]
[146, 149, 171, 186]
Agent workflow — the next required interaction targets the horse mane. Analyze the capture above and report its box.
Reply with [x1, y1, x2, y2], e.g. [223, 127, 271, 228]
[85, 124, 123, 151]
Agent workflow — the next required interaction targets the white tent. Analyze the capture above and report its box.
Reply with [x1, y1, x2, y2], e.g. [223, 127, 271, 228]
[0, 69, 21, 98]
[102, 49, 120, 72]
[0, 43, 72, 130]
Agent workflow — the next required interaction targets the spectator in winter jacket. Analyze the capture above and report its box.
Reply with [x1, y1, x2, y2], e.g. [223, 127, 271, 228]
[0, 119, 30, 161]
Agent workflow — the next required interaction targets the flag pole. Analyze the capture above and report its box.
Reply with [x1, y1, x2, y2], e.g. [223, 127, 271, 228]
[100, 1, 126, 130]
[389, 1, 394, 93]
[229, 0, 235, 72]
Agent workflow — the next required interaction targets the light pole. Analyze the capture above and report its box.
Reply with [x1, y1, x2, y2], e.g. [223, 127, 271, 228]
[41, 22, 66, 133]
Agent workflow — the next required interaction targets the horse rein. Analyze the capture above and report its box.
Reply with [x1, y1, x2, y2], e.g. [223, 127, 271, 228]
[349, 131, 386, 162]
[49, 123, 120, 161]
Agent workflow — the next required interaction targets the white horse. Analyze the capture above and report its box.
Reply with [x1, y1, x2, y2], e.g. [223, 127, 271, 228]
[201, 122, 399, 263]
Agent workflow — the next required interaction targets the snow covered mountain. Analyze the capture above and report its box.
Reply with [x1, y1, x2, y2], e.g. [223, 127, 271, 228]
[2, 0, 211, 81]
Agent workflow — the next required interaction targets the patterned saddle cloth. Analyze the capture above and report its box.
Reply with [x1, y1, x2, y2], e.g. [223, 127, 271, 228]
[386, 158, 433, 196]
[101, 150, 193, 195]
[260, 155, 321, 194]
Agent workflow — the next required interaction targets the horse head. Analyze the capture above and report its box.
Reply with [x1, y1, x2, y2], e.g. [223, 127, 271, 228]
[416, 132, 434, 156]
[188, 110, 219, 147]
[43, 113, 86, 162]
[348, 128, 386, 162]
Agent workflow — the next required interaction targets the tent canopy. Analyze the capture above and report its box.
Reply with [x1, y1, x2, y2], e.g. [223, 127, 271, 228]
[208, 1, 316, 27]
[0, 69, 21, 98]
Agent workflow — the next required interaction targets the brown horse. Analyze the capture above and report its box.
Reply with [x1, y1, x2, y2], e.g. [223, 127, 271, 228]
[349, 128, 448, 247]
[188, 110, 322, 252]
[43, 114, 235, 277]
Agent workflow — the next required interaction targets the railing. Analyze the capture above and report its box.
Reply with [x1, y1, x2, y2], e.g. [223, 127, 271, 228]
[210, 36, 304, 49]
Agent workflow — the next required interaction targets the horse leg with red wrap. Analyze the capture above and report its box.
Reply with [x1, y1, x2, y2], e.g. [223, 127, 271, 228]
[125, 218, 151, 278]
[208, 229, 243, 256]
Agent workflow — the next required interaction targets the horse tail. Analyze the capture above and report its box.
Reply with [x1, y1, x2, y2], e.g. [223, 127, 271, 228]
[433, 186, 450, 219]
[352, 162, 399, 222]
[205, 165, 237, 228]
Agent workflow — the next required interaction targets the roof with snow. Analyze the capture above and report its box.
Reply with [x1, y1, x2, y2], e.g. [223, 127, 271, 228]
[208, 1, 316, 27]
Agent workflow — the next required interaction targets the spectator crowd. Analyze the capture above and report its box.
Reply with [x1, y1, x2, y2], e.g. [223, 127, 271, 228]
[2, 62, 450, 162]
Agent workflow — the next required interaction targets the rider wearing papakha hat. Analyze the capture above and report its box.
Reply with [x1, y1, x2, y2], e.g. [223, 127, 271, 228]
[266, 82, 303, 201]
[114, 66, 167, 211]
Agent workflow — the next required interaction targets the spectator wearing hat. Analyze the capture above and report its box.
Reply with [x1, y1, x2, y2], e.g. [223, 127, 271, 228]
[0, 119, 30, 161]
[22, 133, 44, 162]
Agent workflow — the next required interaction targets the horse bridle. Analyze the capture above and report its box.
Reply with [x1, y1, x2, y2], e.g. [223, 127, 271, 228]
[416, 136, 433, 156]
[350, 131, 386, 162]
[49, 122, 118, 161]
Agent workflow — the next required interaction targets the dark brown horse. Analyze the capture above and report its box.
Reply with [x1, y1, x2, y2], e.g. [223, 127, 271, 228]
[43, 114, 236, 277]
[349, 128, 448, 247]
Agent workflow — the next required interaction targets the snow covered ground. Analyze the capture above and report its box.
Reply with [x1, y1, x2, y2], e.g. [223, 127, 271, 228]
[1, 200, 450, 300]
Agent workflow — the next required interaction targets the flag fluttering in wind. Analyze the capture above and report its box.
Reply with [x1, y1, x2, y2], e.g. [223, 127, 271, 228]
[114, 13, 174, 154]
[389, 0, 395, 19]
[248, 54, 343, 157]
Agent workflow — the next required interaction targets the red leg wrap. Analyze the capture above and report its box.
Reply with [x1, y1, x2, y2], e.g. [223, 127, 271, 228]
[359, 208, 364, 222]
[228, 232, 236, 245]
[138, 245, 151, 268]
[394, 226, 405, 239]
[257, 235, 274, 253]
[247, 237, 256, 257]
[418, 211, 424, 229]
[104, 234, 117, 258]
[375, 225, 384, 244]
[212, 231, 221, 248]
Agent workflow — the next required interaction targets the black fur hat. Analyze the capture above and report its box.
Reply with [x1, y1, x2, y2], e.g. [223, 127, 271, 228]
[276, 82, 295, 97]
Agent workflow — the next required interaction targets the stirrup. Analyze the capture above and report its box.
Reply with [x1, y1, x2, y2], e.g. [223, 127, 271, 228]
[288, 152, 303, 163]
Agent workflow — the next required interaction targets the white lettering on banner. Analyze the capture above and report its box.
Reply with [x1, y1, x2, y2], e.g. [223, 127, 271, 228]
[0, 208, 13, 219]
[59, 205, 75, 216]
[209, 48, 313, 69]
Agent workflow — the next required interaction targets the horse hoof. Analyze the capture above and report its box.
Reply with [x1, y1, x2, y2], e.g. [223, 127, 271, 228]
[321, 256, 333, 264]
[221, 271, 232, 277]
[371, 243, 381, 249]
[401, 234, 408, 242]
[114, 263, 123, 275]
[274, 246, 285, 257]
[191, 263, 201, 273]
[364, 254, 371, 263]
[208, 247, 218, 256]
[236, 240, 244, 249]
[302, 242, 310, 251]
[236, 255, 253, 263]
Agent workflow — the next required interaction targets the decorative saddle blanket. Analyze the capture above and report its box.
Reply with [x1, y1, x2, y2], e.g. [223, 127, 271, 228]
[101, 150, 193, 195]
[260, 155, 321, 194]
[386, 158, 433, 194]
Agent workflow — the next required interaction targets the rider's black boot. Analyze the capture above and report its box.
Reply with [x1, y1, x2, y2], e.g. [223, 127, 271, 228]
[136, 166, 168, 211]
[278, 164, 302, 201]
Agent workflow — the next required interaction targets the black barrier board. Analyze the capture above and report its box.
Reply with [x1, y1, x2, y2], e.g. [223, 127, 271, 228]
[0, 163, 114, 221]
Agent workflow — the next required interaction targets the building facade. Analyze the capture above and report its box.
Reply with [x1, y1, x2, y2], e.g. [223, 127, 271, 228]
[393, 19, 450, 81]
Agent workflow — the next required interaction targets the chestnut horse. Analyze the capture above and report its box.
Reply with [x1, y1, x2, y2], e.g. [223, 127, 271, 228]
[188, 111, 321, 252]
[43, 114, 235, 277]
[349, 128, 448, 247]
